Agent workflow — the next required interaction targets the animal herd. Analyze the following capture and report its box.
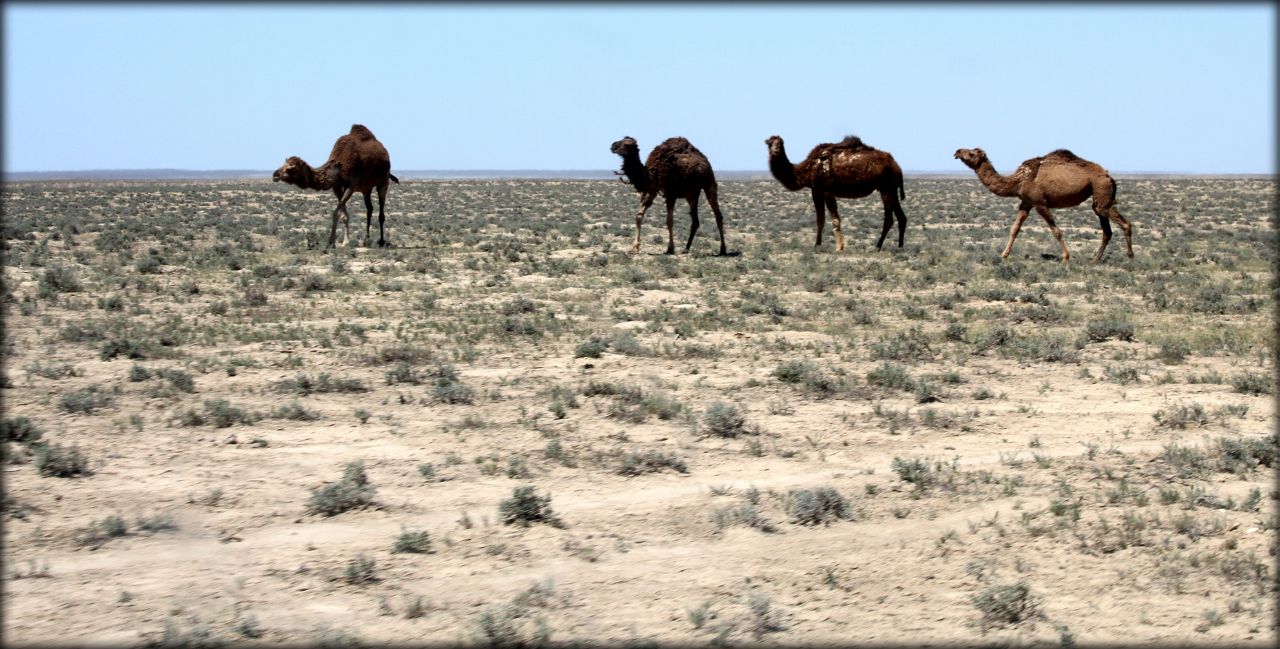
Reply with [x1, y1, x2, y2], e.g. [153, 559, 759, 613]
[273, 124, 1135, 264]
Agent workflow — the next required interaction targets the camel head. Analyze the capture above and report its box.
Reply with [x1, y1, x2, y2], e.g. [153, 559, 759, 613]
[272, 156, 311, 186]
[610, 137, 639, 159]
[953, 148, 988, 170]
[765, 135, 785, 157]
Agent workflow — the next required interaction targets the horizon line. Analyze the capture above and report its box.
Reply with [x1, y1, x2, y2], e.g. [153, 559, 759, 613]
[5, 168, 1274, 182]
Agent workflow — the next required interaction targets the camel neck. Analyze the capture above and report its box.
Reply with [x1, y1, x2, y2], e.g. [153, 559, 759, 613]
[768, 146, 804, 191]
[620, 154, 650, 193]
[302, 162, 336, 191]
[974, 160, 1020, 197]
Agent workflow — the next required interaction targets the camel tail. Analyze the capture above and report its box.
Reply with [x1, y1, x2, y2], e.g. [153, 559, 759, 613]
[389, 173, 400, 184]
[898, 176, 906, 201]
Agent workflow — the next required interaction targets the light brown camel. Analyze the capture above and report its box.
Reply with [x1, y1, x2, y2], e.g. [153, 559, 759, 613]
[953, 148, 1133, 264]
[610, 136, 728, 255]
[273, 124, 400, 249]
[766, 135, 907, 251]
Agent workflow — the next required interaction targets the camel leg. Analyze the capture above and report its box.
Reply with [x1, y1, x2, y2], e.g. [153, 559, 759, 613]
[1034, 205, 1070, 264]
[329, 187, 357, 250]
[705, 184, 728, 255]
[376, 183, 389, 247]
[664, 195, 677, 255]
[1001, 200, 1033, 259]
[893, 201, 908, 248]
[684, 195, 701, 253]
[362, 192, 374, 247]
[1111, 208, 1133, 258]
[633, 193, 655, 254]
[812, 190, 826, 248]
[825, 195, 845, 252]
[1091, 204, 1113, 263]
[875, 191, 897, 250]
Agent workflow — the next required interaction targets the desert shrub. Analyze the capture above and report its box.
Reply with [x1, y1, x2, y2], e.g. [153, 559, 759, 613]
[128, 364, 153, 382]
[788, 487, 852, 525]
[2, 416, 43, 444]
[972, 582, 1042, 630]
[344, 554, 378, 584]
[37, 265, 82, 298]
[271, 401, 321, 421]
[573, 337, 608, 359]
[134, 251, 164, 274]
[1155, 339, 1191, 364]
[1231, 371, 1274, 396]
[866, 362, 914, 391]
[307, 461, 376, 516]
[1215, 434, 1280, 474]
[869, 326, 933, 361]
[299, 273, 334, 292]
[155, 368, 195, 393]
[58, 385, 114, 414]
[34, 443, 91, 477]
[891, 456, 942, 490]
[100, 338, 148, 361]
[702, 401, 747, 438]
[385, 361, 422, 385]
[1153, 402, 1210, 429]
[25, 361, 81, 380]
[431, 364, 475, 404]
[1083, 314, 1136, 343]
[773, 360, 818, 384]
[617, 449, 688, 476]
[136, 512, 178, 533]
[391, 527, 433, 554]
[203, 399, 258, 428]
[275, 373, 367, 395]
[499, 486, 562, 527]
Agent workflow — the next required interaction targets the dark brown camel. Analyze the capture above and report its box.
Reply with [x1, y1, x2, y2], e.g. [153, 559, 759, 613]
[766, 135, 907, 251]
[953, 148, 1134, 264]
[273, 124, 400, 249]
[610, 136, 728, 255]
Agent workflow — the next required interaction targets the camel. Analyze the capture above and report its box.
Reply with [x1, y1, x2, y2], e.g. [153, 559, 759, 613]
[953, 148, 1133, 264]
[765, 135, 907, 251]
[610, 136, 728, 255]
[273, 124, 400, 249]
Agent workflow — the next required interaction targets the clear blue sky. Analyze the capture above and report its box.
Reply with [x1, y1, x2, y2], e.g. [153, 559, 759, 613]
[3, 3, 1274, 173]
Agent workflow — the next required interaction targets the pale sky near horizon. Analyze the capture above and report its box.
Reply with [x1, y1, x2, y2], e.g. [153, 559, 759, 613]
[3, 3, 1275, 173]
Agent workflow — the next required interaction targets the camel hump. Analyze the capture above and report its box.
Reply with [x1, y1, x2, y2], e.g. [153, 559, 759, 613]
[349, 124, 377, 141]
[835, 135, 871, 150]
[1046, 148, 1080, 161]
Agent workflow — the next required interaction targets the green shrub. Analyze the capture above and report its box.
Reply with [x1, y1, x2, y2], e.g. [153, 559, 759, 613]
[37, 265, 82, 298]
[1231, 372, 1274, 396]
[1083, 315, 1135, 343]
[617, 450, 688, 476]
[58, 385, 114, 414]
[34, 443, 91, 477]
[344, 554, 378, 584]
[972, 582, 1041, 630]
[788, 487, 852, 525]
[2, 416, 43, 444]
[703, 401, 747, 438]
[499, 486, 562, 528]
[100, 338, 148, 361]
[204, 399, 257, 428]
[307, 461, 376, 516]
[391, 527, 433, 554]
[866, 362, 914, 391]
[573, 337, 609, 359]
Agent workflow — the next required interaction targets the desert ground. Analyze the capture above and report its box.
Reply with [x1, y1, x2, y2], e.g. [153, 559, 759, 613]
[2, 175, 1275, 647]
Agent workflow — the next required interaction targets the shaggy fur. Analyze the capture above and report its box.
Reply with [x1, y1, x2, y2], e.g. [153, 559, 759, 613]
[610, 136, 728, 255]
[766, 135, 908, 251]
[273, 124, 400, 249]
[953, 147, 1134, 264]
